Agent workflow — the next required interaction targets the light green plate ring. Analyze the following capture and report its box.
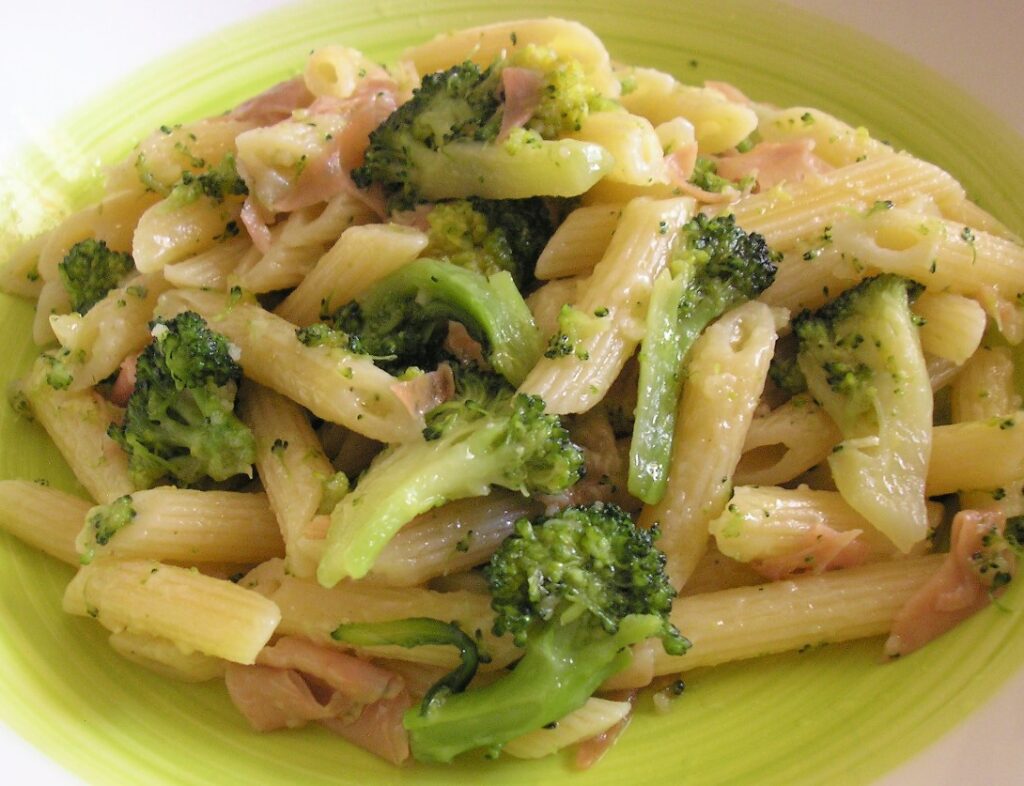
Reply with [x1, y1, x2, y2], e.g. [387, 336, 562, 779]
[1, 1, 1022, 784]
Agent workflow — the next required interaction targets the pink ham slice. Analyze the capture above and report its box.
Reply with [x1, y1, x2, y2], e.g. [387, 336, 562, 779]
[256, 636, 403, 706]
[390, 365, 455, 421]
[225, 663, 359, 732]
[752, 525, 871, 581]
[227, 77, 316, 126]
[321, 691, 413, 766]
[497, 67, 544, 141]
[226, 637, 413, 763]
[109, 353, 139, 407]
[715, 139, 831, 191]
[885, 510, 1017, 658]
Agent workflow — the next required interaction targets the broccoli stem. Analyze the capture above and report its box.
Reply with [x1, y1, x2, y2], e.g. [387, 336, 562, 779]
[409, 139, 612, 201]
[404, 613, 665, 763]
[628, 271, 733, 504]
[332, 618, 480, 712]
[316, 425, 506, 586]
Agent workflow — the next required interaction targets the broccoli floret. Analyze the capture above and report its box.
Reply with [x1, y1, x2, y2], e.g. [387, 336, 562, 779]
[544, 304, 608, 361]
[629, 214, 778, 503]
[424, 198, 554, 288]
[794, 274, 932, 551]
[301, 258, 542, 385]
[353, 62, 612, 210]
[316, 368, 584, 586]
[58, 239, 135, 314]
[391, 503, 688, 763]
[690, 156, 755, 193]
[507, 44, 600, 138]
[108, 311, 256, 488]
[166, 153, 248, 208]
[769, 352, 808, 396]
[79, 495, 136, 564]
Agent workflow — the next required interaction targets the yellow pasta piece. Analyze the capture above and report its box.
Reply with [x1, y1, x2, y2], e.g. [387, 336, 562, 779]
[22, 357, 134, 503]
[163, 235, 254, 291]
[241, 559, 517, 670]
[753, 105, 891, 167]
[234, 192, 374, 294]
[619, 67, 757, 154]
[912, 291, 986, 365]
[77, 488, 284, 564]
[239, 382, 335, 578]
[730, 154, 964, 251]
[403, 18, 617, 95]
[734, 397, 841, 487]
[928, 413, 1024, 495]
[534, 205, 621, 280]
[159, 289, 425, 443]
[519, 196, 692, 414]
[652, 555, 943, 674]
[569, 111, 663, 186]
[504, 697, 631, 759]
[49, 274, 170, 390]
[133, 196, 245, 273]
[64, 560, 281, 664]
[0, 480, 91, 565]
[639, 301, 781, 588]
[107, 630, 227, 683]
[275, 222, 428, 326]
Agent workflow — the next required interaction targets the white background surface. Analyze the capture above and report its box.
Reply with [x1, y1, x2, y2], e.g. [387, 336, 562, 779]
[1, 1, 1022, 784]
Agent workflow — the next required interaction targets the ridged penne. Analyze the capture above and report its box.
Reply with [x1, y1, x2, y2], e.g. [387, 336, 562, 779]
[77, 488, 284, 564]
[0, 480, 91, 565]
[403, 18, 617, 95]
[570, 111, 663, 185]
[912, 291, 986, 365]
[519, 196, 692, 414]
[275, 222, 428, 325]
[22, 356, 134, 503]
[928, 412, 1024, 495]
[652, 555, 943, 674]
[241, 559, 517, 670]
[534, 205, 621, 280]
[734, 397, 841, 487]
[64, 560, 281, 664]
[753, 105, 892, 167]
[639, 301, 781, 588]
[238, 382, 335, 578]
[235, 192, 375, 293]
[729, 154, 964, 251]
[159, 289, 425, 443]
[163, 235, 254, 291]
[107, 630, 227, 682]
[49, 274, 169, 390]
[618, 67, 757, 153]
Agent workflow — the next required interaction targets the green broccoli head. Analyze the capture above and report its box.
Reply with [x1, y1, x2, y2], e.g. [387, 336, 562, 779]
[58, 239, 135, 314]
[79, 495, 136, 564]
[400, 502, 689, 763]
[166, 153, 249, 208]
[793, 274, 932, 552]
[424, 197, 554, 287]
[109, 311, 256, 488]
[301, 258, 542, 385]
[507, 44, 601, 138]
[675, 213, 779, 307]
[353, 62, 504, 209]
[487, 503, 685, 651]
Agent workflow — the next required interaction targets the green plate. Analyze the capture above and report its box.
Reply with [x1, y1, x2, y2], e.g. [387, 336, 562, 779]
[2, 1, 1023, 784]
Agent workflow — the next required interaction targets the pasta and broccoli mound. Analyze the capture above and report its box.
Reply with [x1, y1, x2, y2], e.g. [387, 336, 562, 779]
[2, 16, 1023, 769]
